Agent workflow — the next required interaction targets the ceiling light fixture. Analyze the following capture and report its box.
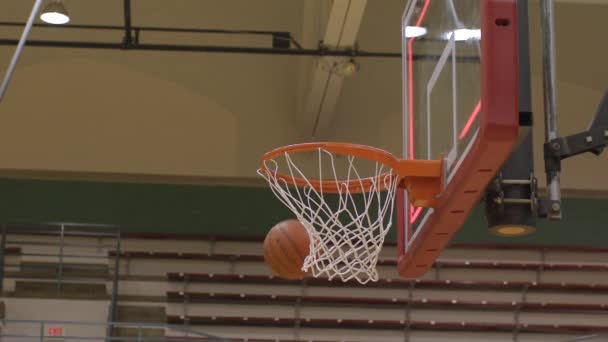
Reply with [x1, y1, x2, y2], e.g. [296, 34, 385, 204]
[485, 133, 537, 238]
[335, 59, 359, 76]
[321, 58, 360, 77]
[40, 0, 70, 25]
[485, 182, 538, 238]
[403, 26, 428, 38]
[445, 28, 481, 41]
[490, 224, 536, 237]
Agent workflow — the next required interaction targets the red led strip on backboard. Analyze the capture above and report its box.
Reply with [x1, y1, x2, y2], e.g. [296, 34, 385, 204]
[459, 100, 482, 140]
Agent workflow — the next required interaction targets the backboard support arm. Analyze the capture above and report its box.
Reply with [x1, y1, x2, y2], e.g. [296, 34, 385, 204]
[540, 0, 562, 220]
[540, 90, 608, 217]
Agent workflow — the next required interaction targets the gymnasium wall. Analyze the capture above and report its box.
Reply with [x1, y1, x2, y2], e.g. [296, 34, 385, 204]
[2, 298, 109, 336]
[0, 177, 606, 246]
[0, 51, 299, 179]
[0, 0, 605, 191]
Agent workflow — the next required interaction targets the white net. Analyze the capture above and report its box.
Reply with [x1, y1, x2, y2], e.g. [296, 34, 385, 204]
[258, 146, 399, 284]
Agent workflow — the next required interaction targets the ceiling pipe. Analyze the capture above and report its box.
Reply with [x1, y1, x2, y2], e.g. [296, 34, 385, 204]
[0, 38, 485, 61]
[0, 21, 481, 60]
[0, 21, 294, 36]
[0, 0, 44, 103]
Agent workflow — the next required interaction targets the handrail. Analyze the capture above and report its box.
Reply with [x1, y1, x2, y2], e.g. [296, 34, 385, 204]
[4, 263, 110, 269]
[6, 240, 118, 248]
[0, 226, 123, 324]
[0, 336, 228, 342]
[4, 275, 110, 284]
[5, 230, 119, 237]
[167, 272, 608, 292]
[109, 232, 121, 323]
[4, 221, 119, 230]
[169, 315, 608, 334]
[5, 226, 608, 254]
[115, 250, 608, 271]
[0, 225, 6, 291]
[565, 335, 608, 342]
[7, 252, 109, 259]
[0, 319, 236, 342]
[167, 291, 608, 313]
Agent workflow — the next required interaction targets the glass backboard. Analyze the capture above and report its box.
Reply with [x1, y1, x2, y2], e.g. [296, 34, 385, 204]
[398, 0, 521, 277]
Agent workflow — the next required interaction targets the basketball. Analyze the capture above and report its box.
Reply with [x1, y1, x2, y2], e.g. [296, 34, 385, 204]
[263, 219, 310, 280]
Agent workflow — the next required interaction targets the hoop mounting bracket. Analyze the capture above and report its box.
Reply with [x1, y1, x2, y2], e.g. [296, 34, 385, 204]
[396, 158, 444, 208]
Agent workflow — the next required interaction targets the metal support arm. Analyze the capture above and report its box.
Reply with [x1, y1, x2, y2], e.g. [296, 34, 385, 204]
[539, 90, 608, 218]
[541, 0, 562, 220]
[544, 90, 608, 170]
[0, 0, 44, 103]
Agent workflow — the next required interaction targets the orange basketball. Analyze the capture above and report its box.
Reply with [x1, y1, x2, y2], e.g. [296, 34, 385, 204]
[263, 219, 310, 280]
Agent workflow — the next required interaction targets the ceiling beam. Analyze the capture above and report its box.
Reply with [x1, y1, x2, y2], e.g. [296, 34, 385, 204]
[553, 0, 608, 3]
[123, 0, 133, 47]
[297, 0, 367, 140]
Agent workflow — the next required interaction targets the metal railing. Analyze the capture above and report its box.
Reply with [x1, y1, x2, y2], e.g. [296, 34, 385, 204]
[0, 319, 235, 342]
[0, 224, 119, 284]
[0, 223, 122, 333]
[565, 335, 608, 342]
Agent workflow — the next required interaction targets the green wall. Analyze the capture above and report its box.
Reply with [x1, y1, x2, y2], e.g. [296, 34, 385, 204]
[0, 178, 605, 246]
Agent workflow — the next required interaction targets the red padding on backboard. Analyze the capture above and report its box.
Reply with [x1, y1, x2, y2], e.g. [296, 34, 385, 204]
[398, 0, 520, 278]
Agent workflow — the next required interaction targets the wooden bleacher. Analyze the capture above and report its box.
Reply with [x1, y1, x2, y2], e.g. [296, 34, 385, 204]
[3, 234, 608, 341]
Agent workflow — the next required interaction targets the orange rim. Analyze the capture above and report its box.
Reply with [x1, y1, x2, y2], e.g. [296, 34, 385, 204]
[260, 142, 403, 194]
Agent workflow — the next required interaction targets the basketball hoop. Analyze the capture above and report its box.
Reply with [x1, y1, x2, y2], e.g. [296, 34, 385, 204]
[258, 142, 443, 283]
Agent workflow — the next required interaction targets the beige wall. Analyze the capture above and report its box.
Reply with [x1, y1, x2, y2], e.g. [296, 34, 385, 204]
[0, 0, 607, 191]
[0, 0, 306, 179]
[3, 298, 109, 337]
[0, 49, 300, 178]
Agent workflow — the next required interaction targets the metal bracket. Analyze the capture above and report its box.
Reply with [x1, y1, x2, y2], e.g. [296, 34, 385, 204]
[0, 225, 6, 292]
[122, 0, 133, 49]
[537, 197, 559, 219]
[272, 32, 291, 49]
[404, 282, 414, 342]
[434, 262, 442, 280]
[513, 284, 530, 342]
[544, 90, 608, 172]
[540, 90, 608, 219]
[489, 173, 539, 213]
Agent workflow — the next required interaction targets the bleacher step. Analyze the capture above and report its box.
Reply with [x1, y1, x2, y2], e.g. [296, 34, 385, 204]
[116, 305, 167, 323]
[18, 261, 109, 279]
[14, 281, 107, 299]
[111, 326, 165, 342]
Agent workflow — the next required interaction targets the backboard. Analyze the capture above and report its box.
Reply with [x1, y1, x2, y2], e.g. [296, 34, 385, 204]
[397, 0, 521, 277]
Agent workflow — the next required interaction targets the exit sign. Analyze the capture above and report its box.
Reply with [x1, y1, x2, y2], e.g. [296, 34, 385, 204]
[47, 327, 64, 337]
